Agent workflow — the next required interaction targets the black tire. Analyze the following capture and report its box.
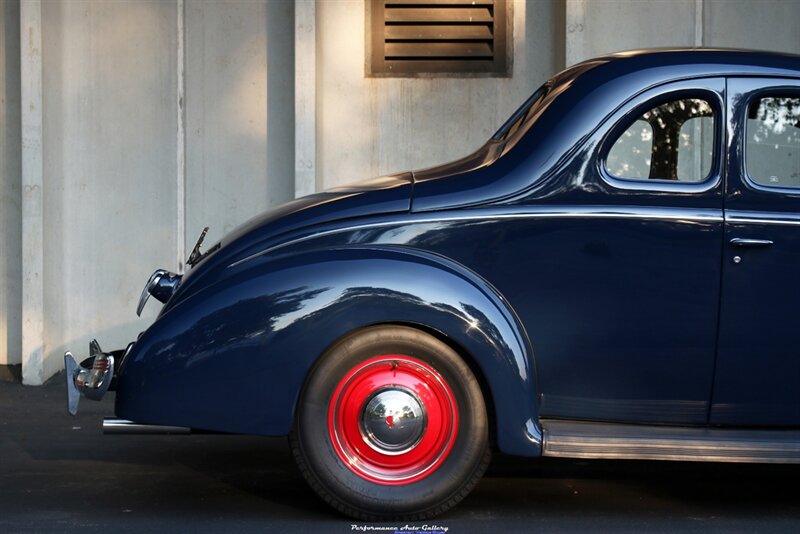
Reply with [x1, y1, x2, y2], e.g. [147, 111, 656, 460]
[290, 325, 490, 521]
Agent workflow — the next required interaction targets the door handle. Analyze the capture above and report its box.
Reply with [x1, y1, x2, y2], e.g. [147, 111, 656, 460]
[730, 238, 774, 248]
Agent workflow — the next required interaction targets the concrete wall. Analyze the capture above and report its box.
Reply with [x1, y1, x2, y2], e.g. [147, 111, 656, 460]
[40, 0, 178, 380]
[0, 0, 21, 367]
[567, 0, 699, 63]
[704, 0, 800, 52]
[315, 0, 563, 189]
[4, 0, 800, 383]
[567, 0, 800, 66]
[185, 0, 295, 248]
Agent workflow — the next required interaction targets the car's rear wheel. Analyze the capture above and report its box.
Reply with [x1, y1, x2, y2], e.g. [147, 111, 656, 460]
[290, 325, 490, 520]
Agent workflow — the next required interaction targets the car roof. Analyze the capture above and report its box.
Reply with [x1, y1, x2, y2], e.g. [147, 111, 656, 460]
[556, 48, 800, 88]
[590, 48, 800, 68]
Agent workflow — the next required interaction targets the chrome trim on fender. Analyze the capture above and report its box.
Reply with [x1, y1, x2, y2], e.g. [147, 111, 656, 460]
[229, 206, 723, 268]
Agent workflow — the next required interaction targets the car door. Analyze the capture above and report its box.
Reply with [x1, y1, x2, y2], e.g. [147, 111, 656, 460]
[522, 79, 726, 425]
[711, 77, 800, 426]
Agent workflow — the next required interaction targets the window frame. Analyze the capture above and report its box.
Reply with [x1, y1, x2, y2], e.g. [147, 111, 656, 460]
[742, 88, 800, 196]
[597, 84, 725, 194]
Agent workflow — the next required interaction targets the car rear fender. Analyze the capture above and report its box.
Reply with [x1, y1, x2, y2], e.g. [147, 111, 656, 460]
[115, 246, 541, 457]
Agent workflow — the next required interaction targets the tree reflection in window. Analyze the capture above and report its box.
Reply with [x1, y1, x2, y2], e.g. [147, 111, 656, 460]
[607, 98, 714, 182]
[746, 96, 800, 188]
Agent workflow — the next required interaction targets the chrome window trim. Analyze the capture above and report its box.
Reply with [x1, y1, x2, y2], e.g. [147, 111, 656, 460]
[599, 173, 721, 194]
[229, 206, 723, 268]
[596, 83, 725, 194]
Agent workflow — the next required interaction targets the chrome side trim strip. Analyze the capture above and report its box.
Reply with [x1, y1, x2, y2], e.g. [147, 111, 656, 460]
[230, 206, 723, 268]
[543, 420, 800, 464]
[727, 210, 800, 226]
[102, 418, 191, 435]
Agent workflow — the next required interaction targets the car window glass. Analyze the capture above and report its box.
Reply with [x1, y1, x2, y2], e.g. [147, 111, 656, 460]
[606, 98, 714, 182]
[746, 96, 800, 188]
[676, 116, 714, 182]
[606, 120, 652, 179]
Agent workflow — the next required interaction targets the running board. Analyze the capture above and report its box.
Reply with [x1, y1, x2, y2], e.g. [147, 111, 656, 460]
[542, 420, 800, 463]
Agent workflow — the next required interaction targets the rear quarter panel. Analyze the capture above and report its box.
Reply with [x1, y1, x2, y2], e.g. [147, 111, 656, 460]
[116, 245, 541, 456]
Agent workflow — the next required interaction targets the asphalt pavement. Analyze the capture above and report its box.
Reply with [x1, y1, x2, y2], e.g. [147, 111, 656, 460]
[1, 377, 799, 533]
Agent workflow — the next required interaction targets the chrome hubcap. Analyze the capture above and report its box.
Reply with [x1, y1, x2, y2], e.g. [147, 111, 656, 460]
[360, 387, 427, 455]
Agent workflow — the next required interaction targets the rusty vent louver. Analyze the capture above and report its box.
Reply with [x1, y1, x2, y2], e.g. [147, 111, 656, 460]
[370, 0, 508, 76]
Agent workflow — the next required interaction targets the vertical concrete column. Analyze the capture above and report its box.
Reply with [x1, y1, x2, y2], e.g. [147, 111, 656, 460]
[19, 0, 44, 385]
[1, 0, 22, 369]
[295, 0, 316, 198]
[565, 0, 587, 67]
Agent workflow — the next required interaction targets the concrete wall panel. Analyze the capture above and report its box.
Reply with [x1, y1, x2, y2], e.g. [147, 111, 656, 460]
[6, 0, 800, 382]
[185, 0, 295, 248]
[572, 0, 698, 65]
[0, 0, 21, 366]
[41, 0, 178, 376]
[316, 0, 560, 189]
[705, 0, 800, 53]
[568, 0, 800, 67]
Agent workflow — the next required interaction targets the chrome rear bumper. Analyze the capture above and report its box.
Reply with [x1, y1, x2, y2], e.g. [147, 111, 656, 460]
[64, 339, 117, 415]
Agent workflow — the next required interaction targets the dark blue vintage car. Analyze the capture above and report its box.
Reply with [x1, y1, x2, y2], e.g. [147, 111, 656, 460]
[66, 49, 800, 520]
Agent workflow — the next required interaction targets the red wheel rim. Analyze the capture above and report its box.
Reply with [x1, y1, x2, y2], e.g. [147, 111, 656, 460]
[327, 355, 459, 485]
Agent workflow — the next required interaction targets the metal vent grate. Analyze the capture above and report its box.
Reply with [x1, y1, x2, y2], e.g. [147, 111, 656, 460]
[369, 0, 509, 76]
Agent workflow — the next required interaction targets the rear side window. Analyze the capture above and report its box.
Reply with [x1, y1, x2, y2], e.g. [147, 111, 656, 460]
[746, 96, 800, 189]
[606, 98, 715, 183]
